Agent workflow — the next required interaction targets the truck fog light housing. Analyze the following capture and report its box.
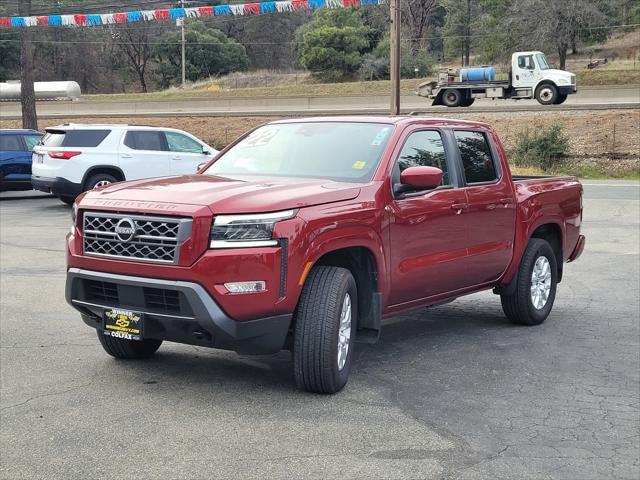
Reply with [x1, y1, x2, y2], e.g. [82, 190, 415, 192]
[224, 281, 266, 294]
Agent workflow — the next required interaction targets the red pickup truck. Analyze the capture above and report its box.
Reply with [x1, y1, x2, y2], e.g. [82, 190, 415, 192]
[66, 117, 585, 393]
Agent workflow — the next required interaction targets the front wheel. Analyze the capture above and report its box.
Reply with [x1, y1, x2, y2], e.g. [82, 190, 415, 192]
[554, 93, 568, 105]
[97, 330, 162, 359]
[293, 266, 358, 394]
[59, 195, 75, 205]
[535, 84, 558, 105]
[500, 238, 558, 326]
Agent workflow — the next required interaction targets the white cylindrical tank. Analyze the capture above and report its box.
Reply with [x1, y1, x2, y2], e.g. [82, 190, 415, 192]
[0, 81, 81, 100]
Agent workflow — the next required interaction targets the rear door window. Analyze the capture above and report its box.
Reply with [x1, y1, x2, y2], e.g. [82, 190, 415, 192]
[165, 132, 203, 153]
[0, 135, 23, 151]
[42, 129, 110, 148]
[396, 130, 450, 185]
[124, 131, 167, 151]
[454, 131, 498, 184]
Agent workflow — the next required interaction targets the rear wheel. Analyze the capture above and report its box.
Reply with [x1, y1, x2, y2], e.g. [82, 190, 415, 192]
[59, 195, 75, 206]
[442, 89, 463, 107]
[460, 97, 475, 107]
[500, 238, 558, 326]
[97, 330, 162, 359]
[84, 173, 118, 191]
[293, 266, 358, 394]
[535, 84, 558, 105]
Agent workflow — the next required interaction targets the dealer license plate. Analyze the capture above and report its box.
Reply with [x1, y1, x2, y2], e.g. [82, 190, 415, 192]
[103, 308, 144, 341]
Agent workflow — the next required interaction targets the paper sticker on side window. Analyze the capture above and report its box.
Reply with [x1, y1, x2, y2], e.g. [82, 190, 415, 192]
[371, 127, 390, 146]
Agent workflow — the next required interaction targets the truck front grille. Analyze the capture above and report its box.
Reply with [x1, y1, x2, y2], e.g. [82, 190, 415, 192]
[83, 212, 192, 264]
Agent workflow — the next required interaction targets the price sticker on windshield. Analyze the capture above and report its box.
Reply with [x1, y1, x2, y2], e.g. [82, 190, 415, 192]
[242, 128, 278, 147]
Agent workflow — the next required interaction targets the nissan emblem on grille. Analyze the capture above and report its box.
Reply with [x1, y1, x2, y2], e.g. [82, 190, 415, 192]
[83, 212, 192, 264]
[114, 218, 136, 242]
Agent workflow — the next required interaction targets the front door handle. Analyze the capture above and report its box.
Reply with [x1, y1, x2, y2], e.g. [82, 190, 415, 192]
[171, 156, 181, 161]
[500, 197, 514, 206]
[451, 202, 468, 214]
[121, 154, 132, 159]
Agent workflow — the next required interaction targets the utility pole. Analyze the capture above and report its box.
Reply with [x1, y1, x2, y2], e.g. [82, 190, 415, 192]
[180, 0, 186, 88]
[389, 0, 401, 115]
[19, 0, 37, 130]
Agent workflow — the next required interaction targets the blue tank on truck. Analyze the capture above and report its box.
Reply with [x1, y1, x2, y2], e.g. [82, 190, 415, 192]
[460, 66, 496, 82]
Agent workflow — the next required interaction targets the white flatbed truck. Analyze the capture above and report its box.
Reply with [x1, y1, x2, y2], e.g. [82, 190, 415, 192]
[417, 51, 577, 107]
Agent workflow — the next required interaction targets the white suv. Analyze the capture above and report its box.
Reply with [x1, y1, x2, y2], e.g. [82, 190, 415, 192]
[31, 124, 217, 204]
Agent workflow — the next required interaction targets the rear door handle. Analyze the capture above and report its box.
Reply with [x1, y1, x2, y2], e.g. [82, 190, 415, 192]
[451, 202, 468, 214]
[500, 197, 514, 206]
[121, 154, 132, 159]
[171, 156, 181, 160]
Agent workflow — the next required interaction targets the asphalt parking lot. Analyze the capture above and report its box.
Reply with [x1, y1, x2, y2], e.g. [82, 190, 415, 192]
[1, 181, 639, 480]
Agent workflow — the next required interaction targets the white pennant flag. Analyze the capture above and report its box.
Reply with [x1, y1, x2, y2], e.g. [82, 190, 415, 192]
[275, 1, 294, 12]
[184, 7, 201, 18]
[61, 14, 75, 26]
[100, 13, 115, 24]
[229, 4, 245, 15]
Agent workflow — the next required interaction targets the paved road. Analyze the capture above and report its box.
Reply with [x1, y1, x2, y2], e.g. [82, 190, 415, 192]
[1, 181, 639, 479]
[1, 85, 638, 118]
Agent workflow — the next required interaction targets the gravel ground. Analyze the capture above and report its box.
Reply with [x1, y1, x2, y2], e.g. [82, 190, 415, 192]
[1, 110, 638, 160]
[0, 181, 639, 480]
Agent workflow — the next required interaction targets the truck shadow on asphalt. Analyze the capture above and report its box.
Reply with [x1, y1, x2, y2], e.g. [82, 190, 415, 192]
[101, 302, 516, 394]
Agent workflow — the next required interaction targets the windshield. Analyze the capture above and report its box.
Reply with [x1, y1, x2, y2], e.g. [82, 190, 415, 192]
[536, 53, 550, 70]
[204, 122, 394, 183]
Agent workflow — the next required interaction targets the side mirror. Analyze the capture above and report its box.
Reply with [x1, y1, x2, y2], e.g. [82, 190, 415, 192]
[399, 166, 443, 190]
[202, 146, 211, 155]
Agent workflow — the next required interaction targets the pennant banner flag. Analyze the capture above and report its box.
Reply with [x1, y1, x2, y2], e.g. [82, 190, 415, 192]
[0, 0, 385, 29]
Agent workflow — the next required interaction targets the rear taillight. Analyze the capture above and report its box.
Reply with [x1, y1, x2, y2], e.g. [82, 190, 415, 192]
[48, 151, 81, 160]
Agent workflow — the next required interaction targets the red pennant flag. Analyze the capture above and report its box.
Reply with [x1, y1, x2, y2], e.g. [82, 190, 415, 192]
[344, 0, 360, 6]
[113, 12, 127, 23]
[0, 17, 10, 27]
[199, 6, 214, 16]
[243, 3, 260, 14]
[36, 16, 49, 26]
[74, 14, 87, 25]
[155, 9, 170, 20]
[292, 0, 309, 10]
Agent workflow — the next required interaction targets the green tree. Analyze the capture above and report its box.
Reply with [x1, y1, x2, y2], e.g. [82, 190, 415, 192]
[154, 20, 249, 87]
[360, 35, 435, 80]
[298, 9, 371, 81]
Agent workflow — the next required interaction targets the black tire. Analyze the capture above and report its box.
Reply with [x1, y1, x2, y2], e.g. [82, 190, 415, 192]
[97, 330, 162, 359]
[59, 195, 75, 205]
[84, 173, 118, 192]
[442, 89, 463, 107]
[293, 266, 358, 394]
[535, 83, 558, 105]
[554, 93, 568, 105]
[501, 238, 558, 326]
[460, 97, 475, 107]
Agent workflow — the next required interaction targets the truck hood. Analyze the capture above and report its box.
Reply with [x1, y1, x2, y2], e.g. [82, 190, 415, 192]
[82, 174, 362, 213]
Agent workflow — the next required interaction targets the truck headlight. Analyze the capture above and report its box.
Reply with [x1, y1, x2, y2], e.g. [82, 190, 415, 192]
[209, 209, 296, 248]
[558, 78, 569, 85]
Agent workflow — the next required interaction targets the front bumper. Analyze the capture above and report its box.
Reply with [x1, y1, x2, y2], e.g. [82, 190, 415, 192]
[559, 85, 577, 95]
[66, 268, 292, 354]
[32, 175, 83, 198]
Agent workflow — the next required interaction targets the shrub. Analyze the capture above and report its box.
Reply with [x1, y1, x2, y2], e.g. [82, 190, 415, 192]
[512, 123, 570, 171]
